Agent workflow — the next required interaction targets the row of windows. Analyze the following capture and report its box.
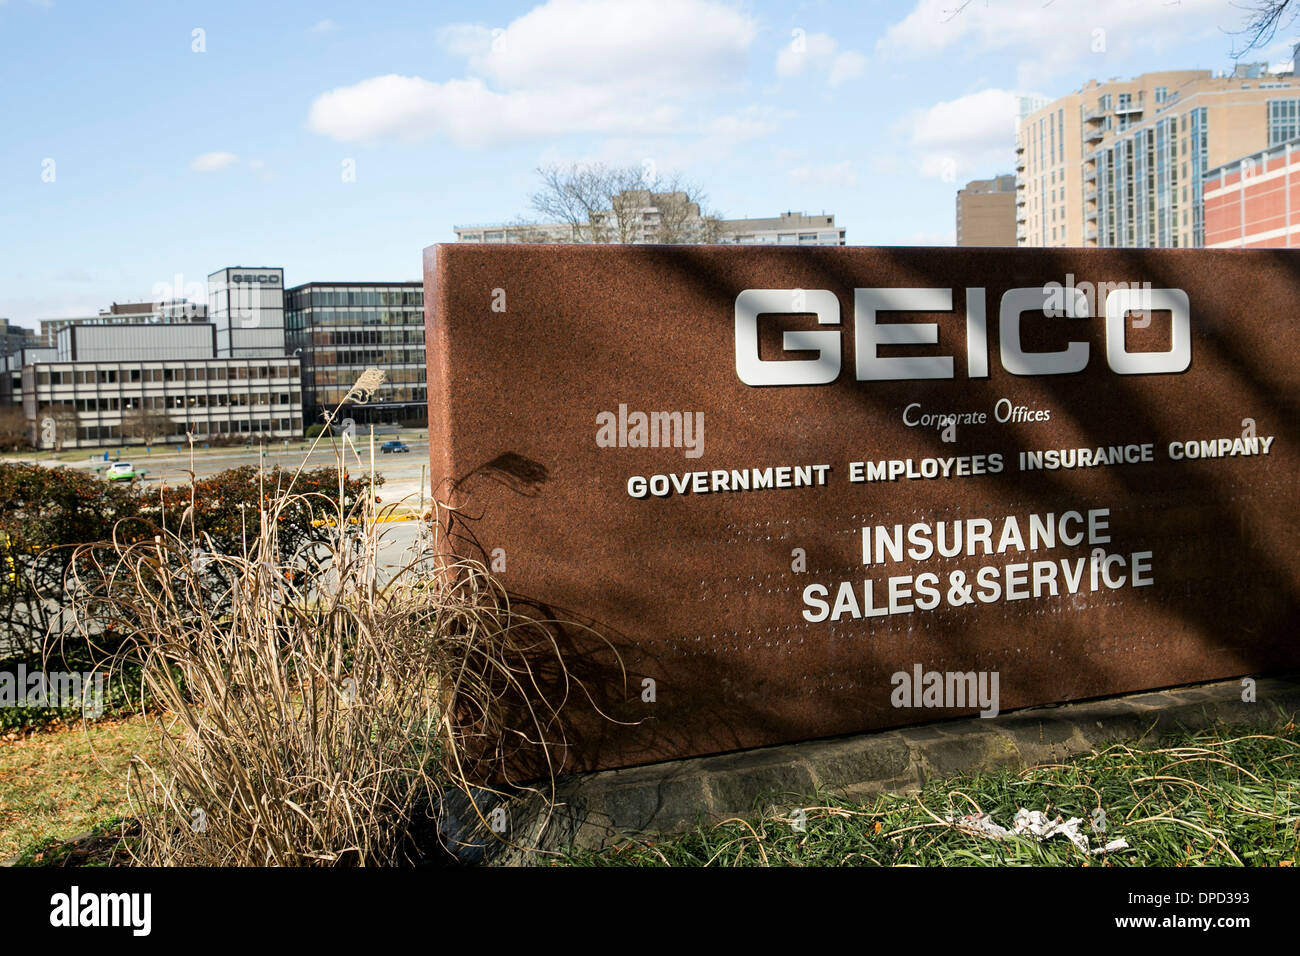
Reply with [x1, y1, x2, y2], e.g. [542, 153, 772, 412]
[725, 232, 844, 244]
[76, 419, 302, 442]
[299, 329, 426, 346]
[302, 349, 424, 366]
[69, 393, 297, 412]
[314, 386, 427, 405]
[1268, 98, 1300, 145]
[286, 290, 421, 309]
[286, 310, 423, 330]
[306, 366, 425, 387]
[37, 364, 295, 386]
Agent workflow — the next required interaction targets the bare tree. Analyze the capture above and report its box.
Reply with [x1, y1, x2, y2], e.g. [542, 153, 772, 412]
[120, 405, 174, 449]
[651, 173, 725, 243]
[531, 163, 622, 242]
[1232, 1, 1299, 57]
[529, 163, 725, 244]
[0, 407, 29, 452]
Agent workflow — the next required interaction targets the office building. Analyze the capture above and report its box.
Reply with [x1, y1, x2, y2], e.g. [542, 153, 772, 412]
[716, 210, 845, 245]
[455, 195, 846, 245]
[285, 282, 426, 427]
[54, 322, 217, 362]
[38, 300, 207, 347]
[1, 318, 37, 358]
[14, 272, 302, 448]
[956, 175, 1017, 246]
[24, 355, 302, 449]
[1016, 61, 1300, 248]
[2, 345, 57, 407]
[207, 267, 287, 358]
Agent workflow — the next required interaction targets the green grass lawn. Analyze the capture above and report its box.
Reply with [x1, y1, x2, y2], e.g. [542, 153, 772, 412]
[0, 714, 155, 862]
[5, 714, 1296, 867]
[558, 721, 1300, 867]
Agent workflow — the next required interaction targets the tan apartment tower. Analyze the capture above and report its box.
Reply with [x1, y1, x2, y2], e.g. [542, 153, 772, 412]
[1015, 61, 1300, 248]
[956, 175, 1017, 245]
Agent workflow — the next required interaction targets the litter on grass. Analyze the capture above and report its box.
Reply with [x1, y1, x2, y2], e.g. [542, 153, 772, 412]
[947, 808, 1130, 856]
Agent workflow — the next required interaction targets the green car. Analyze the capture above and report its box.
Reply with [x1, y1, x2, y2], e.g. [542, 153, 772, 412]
[105, 462, 136, 482]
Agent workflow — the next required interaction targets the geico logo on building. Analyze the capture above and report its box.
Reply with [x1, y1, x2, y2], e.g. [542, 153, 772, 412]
[231, 273, 281, 286]
[734, 286, 1191, 385]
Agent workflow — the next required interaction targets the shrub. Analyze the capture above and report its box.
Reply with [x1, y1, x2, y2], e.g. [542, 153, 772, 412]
[0, 462, 145, 657]
[67, 467, 600, 865]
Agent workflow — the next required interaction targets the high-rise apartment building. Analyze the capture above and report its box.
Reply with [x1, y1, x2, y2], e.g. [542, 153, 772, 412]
[1016, 62, 1300, 248]
[956, 175, 1017, 246]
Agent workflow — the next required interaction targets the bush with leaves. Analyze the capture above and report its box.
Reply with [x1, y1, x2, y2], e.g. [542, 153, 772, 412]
[0, 462, 145, 657]
[0, 461, 377, 731]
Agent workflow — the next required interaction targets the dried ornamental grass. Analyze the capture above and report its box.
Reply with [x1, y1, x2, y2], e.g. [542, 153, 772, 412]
[63, 374, 620, 865]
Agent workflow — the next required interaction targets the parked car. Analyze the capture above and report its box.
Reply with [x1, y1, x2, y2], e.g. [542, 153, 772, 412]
[380, 440, 410, 454]
[105, 462, 136, 482]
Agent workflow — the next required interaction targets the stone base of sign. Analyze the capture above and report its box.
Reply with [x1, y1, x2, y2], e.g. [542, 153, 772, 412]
[484, 674, 1300, 863]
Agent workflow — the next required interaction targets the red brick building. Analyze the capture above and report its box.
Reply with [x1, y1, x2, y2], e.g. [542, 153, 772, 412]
[1204, 138, 1300, 248]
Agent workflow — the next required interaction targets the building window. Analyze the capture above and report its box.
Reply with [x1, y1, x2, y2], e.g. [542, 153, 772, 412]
[1155, 86, 1167, 104]
[1268, 99, 1300, 144]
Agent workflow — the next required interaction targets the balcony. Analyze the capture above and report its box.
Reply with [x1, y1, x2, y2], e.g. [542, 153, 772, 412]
[1083, 108, 1105, 124]
[1084, 126, 1104, 144]
[1114, 103, 1143, 116]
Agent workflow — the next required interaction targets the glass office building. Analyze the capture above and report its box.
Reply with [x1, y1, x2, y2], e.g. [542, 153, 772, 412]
[285, 282, 426, 427]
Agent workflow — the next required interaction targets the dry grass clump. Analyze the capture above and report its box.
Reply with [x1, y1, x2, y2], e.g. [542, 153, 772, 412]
[62, 385, 611, 865]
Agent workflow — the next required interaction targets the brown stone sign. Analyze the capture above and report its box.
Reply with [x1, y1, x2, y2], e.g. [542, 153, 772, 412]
[424, 243, 1300, 775]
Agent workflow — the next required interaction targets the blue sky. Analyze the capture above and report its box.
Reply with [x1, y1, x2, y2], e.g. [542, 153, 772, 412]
[1, 0, 1289, 326]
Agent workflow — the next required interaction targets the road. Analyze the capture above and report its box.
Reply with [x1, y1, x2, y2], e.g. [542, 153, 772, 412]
[19, 438, 435, 507]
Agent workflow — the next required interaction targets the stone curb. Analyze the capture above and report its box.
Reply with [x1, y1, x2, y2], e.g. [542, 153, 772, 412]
[500, 674, 1300, 859]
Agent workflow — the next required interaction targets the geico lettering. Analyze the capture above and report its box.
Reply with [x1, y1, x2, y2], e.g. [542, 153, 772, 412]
[734, 286, 1191, 385]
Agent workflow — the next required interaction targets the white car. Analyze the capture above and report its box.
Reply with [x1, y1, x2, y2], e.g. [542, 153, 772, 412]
[105, 462, 136, 482]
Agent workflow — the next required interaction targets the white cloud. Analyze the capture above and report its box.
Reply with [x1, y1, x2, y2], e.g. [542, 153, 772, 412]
[309, 18, 338, 33]
[309, 0, 761, 148]
[308, 74, 682, 147]
[775, 31, 866, 87]
[828, 51, 867, 88]
[189, 152, 271, 179]
[443, 0, 754, 93]
[903, 88, 1020, 181]
[789, 160, 858, 189]
[881, 0, 1231, 87]
[190, 152, 240, 172]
